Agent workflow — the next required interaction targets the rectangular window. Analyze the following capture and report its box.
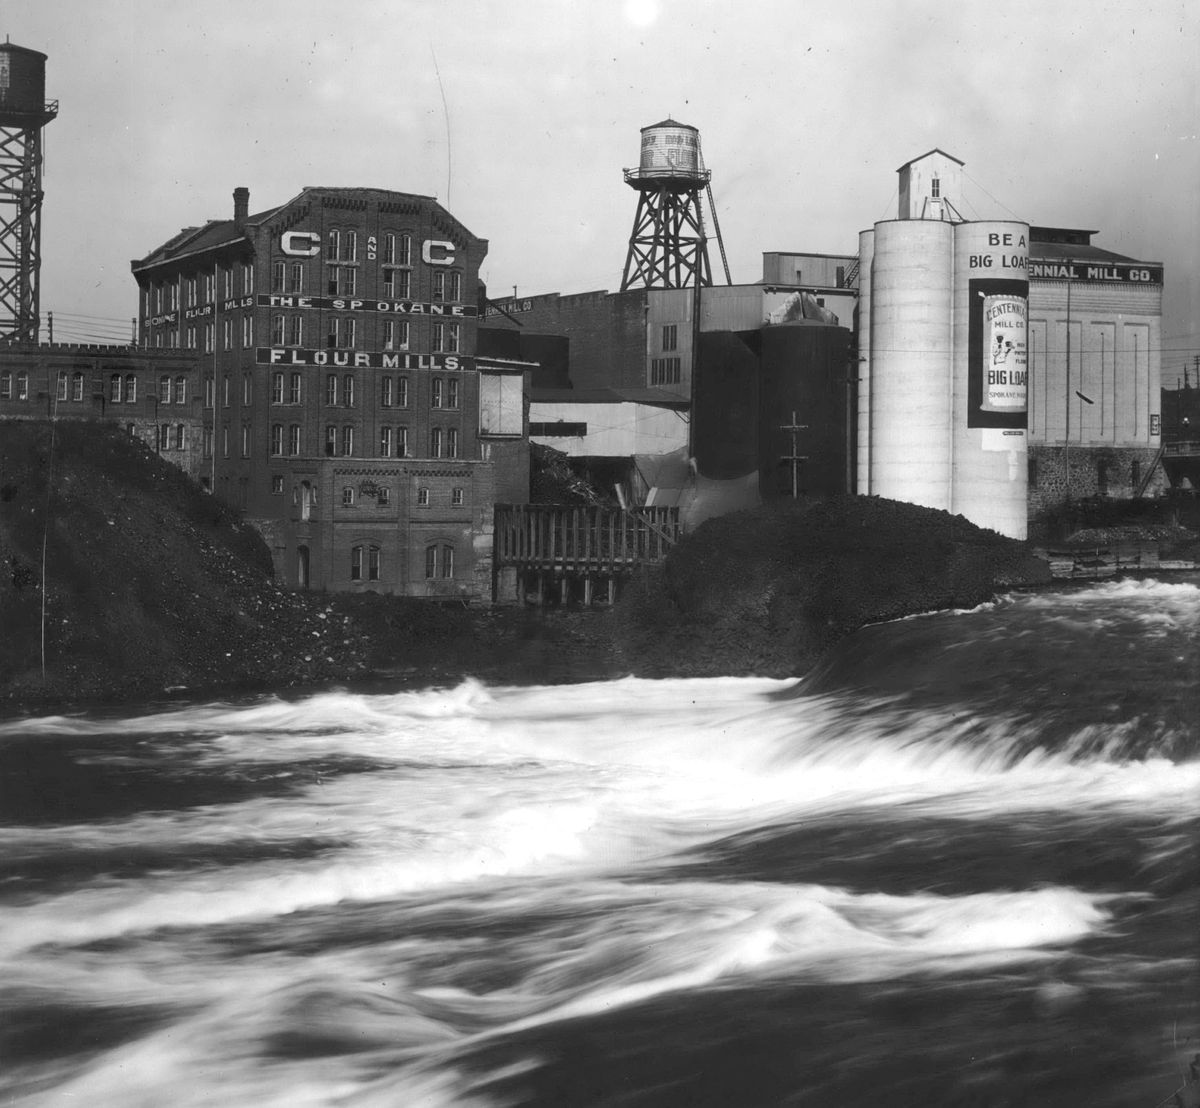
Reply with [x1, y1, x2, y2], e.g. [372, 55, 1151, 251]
[396, 426, 408, 458]
[479, 372, 523, 436]
[203, 427, 213, 457]
[383, 319, 395, 349]
[326, 229, 340, 262]
[452, 487, 464, 506]
[272, 372, 284, 404]
[449, 272, 462, 301]
[341, 426, 354, 456]
[289, 262, 303, 294]
[343, 486, 356, 508]
[56, 371, 68, 401]
[223, 318, 234, 350]
[204, 376, 215, 407]
[203, 322, 214, 353]
[242, 263, 254, 294]
[223, 375, 231, 407]
[425, 545, 437, 577]
[326, 375, 338, 405]
[185, 324, 197, 350]
[399, 234, 412, 265]
[174, 425, 185, 450]
[223, 267, 234, 299]
[433, 323, 460, 353]
[1, 372, 11, 399]
[441, 544, 454, 580]
[159, 375, 171, 404]
[289, 373, 301, 404]
[384, 234, 396, 265]
[342, 230, 357, 262]
[242, 373, 251, 405]
[186, 276, 198, 305]
[241, 424, 251, 457]
[203, 273, 214, 303]
[72, 372, 84, 401]
[447, 378, 459, 409]
[381, 377, 393, 407]
[176, 376, 187, 404]
[662, 324, 678, 352]
[432, 271, 446, 301]
[271, 475, 285, 494]
[380, 426, 393, 457]
[111, 374, 124, 403]
[431, 427, 443, 458]
[270, 424, 283, 455]
[288, 424, 300, 455]
[222, 426, 230, 457]
[447, 428, 459, 458]
[343, 374, 355, 407]
[286, 315, 302, 346]
[376, 487, 389, 508]
[325, 425, 337, 456]
[350, 545, 362, 580]
[271, 314, 284, 345]
[367, 546, 380, 580]
[431, 378, 443, 408]
[397, 376, 409, 408]
[242, 314, 254, 348]
[271, 261, 285, 293]
[383, 270, 395, 298]
[417, 486, 429, 507]
[650, 357, 682, 385]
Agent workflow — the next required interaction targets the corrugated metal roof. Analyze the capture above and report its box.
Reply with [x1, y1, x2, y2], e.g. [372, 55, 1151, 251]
[530, 386, 690, 408]
[1029, 241, 1141, 264]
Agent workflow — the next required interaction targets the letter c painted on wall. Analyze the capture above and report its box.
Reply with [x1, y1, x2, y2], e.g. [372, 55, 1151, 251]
[281, 231, 321, 257]
[422, 239, 456, 266]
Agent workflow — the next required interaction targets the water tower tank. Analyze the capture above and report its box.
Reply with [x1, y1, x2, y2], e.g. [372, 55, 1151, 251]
[638, 119, 702, 177]
[0, 43, 48, 115]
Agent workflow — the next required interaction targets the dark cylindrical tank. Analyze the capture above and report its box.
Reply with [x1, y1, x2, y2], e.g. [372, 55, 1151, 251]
[758, 323, 853, 499]
[0, 43, 48, 115]
[693, 330, 761, 479]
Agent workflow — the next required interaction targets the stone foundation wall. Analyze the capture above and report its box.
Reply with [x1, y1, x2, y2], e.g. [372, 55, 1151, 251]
[1027, 444, 1167, 515]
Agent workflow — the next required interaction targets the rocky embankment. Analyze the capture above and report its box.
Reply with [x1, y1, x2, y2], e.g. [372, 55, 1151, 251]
[3, 420, 1056, 709]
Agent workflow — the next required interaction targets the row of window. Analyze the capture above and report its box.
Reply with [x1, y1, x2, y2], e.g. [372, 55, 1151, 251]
[337, 485, 466, 508]
[264, 424, 463, 460]
[270, 260, 463, 302]
[0, 371, 194, 404]
[266, 316, 458, 352]
[264, 372, 461, 410]
[146, 264, 253, 314]
[344, 542, 455, 582]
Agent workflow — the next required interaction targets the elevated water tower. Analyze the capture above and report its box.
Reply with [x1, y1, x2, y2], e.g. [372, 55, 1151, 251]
[0, 41, 57, 343]
[620, 119, 730, 291]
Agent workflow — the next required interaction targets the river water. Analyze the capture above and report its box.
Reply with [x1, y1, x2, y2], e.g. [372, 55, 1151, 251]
[1, 578, 1197, 1106]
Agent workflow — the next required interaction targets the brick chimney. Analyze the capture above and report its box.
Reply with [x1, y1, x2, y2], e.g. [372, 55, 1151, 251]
[233, 187, 249, 225]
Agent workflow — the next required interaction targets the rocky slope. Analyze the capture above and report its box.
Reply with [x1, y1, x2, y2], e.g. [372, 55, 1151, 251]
[2, 420, 1053, 709]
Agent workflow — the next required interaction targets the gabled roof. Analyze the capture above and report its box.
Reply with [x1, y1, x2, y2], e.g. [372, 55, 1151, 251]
[897, 148, 965, 172]
[132, 186, 479, 274]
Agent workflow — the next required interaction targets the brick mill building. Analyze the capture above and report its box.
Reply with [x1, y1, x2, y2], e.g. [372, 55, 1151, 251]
[131, 187, 530, 597]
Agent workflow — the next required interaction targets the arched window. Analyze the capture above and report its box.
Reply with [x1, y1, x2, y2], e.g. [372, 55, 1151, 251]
[175, 376, 187, 404]
[159, 375, 172, 404]
[367, 545, 380, 581]
[125, 374, 137, 403]
[110, 374, 123, 403]
[350, 544, 362, 580]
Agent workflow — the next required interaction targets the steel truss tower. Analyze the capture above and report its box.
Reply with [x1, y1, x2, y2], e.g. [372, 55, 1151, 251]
[0, 43, 57, 343]
[620, 119, 730, 292]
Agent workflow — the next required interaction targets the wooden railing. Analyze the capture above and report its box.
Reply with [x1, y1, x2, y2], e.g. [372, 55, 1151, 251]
[494, 504, 680, 572]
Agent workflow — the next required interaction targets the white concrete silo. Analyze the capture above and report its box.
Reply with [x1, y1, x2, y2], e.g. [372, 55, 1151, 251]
[951, 221, 1030, 538]
[868, 219, 955, 511]
[856, 228, 875, 492]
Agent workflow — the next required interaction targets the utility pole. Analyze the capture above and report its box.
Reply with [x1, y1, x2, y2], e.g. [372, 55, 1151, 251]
[780, 410, 808, 499]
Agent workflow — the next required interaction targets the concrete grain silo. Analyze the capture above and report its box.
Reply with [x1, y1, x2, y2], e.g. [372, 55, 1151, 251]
[859, 150, 1030, 539]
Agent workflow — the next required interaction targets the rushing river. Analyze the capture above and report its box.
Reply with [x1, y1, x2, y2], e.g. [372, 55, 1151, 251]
[1, 578, 1198, 1107]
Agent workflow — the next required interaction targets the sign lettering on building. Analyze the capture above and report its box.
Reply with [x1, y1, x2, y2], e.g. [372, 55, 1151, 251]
[258, 294, 477, 317]
[256, 348, 472, 370]
[280, 231, 322, 257]
[1028, 261, 1163, 283]
[981, 295, 1028, 414]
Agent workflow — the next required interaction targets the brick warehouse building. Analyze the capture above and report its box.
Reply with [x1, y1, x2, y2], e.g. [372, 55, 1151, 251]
[131, 187, 530, 597]
[0, 344, 205, 477]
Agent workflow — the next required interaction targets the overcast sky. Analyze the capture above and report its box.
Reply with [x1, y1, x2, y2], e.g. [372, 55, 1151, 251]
[7, 0, 1198, 379]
